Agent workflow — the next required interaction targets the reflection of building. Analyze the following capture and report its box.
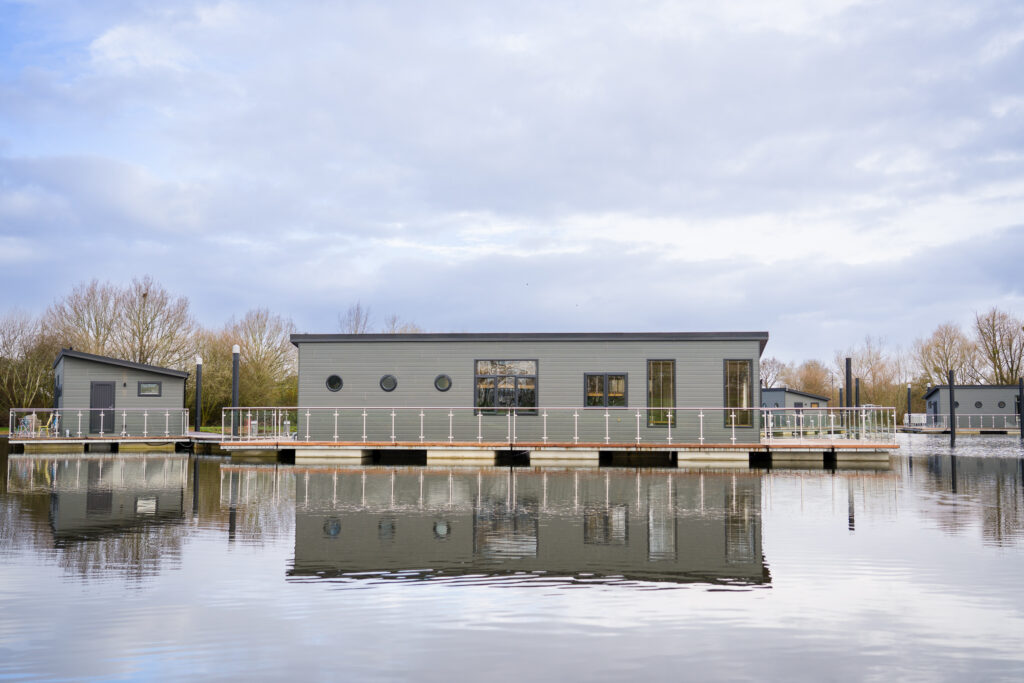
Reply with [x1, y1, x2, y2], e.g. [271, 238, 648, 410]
[291, 468, 769, 586]
[5, 454, 189, 576]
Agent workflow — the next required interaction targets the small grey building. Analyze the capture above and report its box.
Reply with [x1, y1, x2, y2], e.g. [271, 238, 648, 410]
[760, 387, 830, 409]
[53, 349, 188, 436]
[291, 331, 768, 446]
[922, 385, 1021, 420]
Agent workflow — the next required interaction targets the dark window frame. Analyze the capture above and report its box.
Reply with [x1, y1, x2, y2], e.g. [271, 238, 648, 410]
[473, 358, 539, 416]
[137, 380, 162, 398]
[583, 372, 628, 408]
[723, 359, 754, 428]
[646, 359, 676, 428]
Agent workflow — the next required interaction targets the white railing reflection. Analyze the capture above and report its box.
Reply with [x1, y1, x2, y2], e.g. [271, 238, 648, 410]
[8, 408, 190, 440]
[220, 405, 897, 446]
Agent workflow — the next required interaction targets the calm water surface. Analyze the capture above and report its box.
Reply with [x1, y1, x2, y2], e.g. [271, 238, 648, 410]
[3, 434, 1024, 681]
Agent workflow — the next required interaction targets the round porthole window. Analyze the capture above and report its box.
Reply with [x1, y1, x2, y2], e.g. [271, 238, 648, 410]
[999, 401, 1007, 409]
[434, 374, 452, 392]
[954, 401, 960, 408]
[975, 401, 983, 409]
[326, 375, 343, 392]
[380, 374, 398, 392]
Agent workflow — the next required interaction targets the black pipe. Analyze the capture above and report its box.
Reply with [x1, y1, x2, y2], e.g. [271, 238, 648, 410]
[231, 344, 240, 437]
[855, 378, 861, 408]
[839, 388, 844, 408]
[194, 359, 203, 433]
[1018, 377, 1023, 441]
[845, 358, 853, 409]
[948, 370, 956, 448]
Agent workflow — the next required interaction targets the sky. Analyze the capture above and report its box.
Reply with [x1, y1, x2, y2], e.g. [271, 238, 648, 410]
[1, 0, 1022, 362]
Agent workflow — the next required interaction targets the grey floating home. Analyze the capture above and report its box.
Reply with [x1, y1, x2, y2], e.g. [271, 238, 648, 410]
[44, 348, 190, 446]
[761, 387, 830, 408]
[916, 384, 1022, 432]
[278, 331, 768, 462]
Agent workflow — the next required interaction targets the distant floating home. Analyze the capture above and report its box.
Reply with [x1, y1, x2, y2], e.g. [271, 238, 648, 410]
[760, 387, 830, 409]
[922, 384, 1021, 419]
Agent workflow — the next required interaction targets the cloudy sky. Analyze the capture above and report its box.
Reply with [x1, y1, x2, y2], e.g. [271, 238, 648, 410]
[1, 0, 1022, 360]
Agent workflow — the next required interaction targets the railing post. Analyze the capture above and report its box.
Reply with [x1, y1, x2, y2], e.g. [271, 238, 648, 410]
[99, 411, 104, 437]
[699, 410, 704, 445]
[542, 411, 548, 444]
[143, 411, 148, 438]
[391, 410, 396, 444]
[605, 410, 610, 444]
[573, 411, 579, 444]
[419, 410, 425, 443]
[448, 410, 454, 443]
[730, 411, 736, 445]
[635, 410, 641, 444]
[121, 410, 127, 437]
[362, 410, 368, 443]
[334, 410, 339, 442]
[165, 410, 170, 437]
[477, 411, 482, 443]
[306, 410, 311, 442]
[512, 408, 517, 445]
[666, 409, 673, 444]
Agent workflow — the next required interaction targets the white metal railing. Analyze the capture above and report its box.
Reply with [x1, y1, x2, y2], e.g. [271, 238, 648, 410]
[903, 413, 1022, 430]
[8, 408, 190, 440]
[220, 405, 897, 446]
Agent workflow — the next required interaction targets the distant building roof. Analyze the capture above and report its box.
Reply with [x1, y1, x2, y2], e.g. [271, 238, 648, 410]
[53, 349, 189, 379]
[922, 384, 1022, 400]
[761, 387, 831, 402]
[291, 331, 770, 354]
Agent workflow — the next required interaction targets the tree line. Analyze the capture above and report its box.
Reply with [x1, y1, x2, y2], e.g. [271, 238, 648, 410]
[0, 278, 421, 428]
[760, 308, 1024, 413]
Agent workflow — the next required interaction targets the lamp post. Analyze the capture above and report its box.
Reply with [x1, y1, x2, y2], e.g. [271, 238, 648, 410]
[231, 344, 240, 437]
[194, 355, 203, 433]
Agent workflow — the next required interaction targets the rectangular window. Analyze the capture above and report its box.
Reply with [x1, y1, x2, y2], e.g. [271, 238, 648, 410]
[584, 373, 627, 407]
[724, 360, 752, 427]
[647, 360, 675, 427]
[137, 381, 162, 397]
[475, 360, 537, 414]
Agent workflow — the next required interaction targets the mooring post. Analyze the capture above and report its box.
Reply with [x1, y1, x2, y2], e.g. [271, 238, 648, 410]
[906, 383, 912, 426]
[845, 358, 852, 409]
[855, 378, 861, 407]
[1018, 377, 1023, 441]
[839, 388, 844, 408]
[231, 344, 240, 437]
[948, 370, 956, 448]
[194, 355, 203, 433]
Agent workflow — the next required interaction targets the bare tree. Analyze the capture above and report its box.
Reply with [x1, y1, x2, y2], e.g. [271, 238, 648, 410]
[381, 314, 424, 334]
[231, 308, 298, 406]
[0, 310, 60, 420]
[339, 302, 371, 334]
[759, 356, 787, 388]
[974, 308, 1024, 384]
[111, 276, 195, 369]
[913, 322, 980, 385]
[833, 336, 904, 407]
[780, 359, 832, 398]
[42, 279, 119, 355]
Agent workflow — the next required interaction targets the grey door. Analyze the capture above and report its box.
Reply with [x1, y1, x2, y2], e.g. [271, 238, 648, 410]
[90, 381, 115, 433]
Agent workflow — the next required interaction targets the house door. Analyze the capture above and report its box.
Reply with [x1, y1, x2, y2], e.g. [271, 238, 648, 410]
[89, 381, 115, 433]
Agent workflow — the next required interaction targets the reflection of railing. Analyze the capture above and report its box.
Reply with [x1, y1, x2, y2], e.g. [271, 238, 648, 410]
[903, 413, 1022, 430]
[220, 405, 897, 445]
[8, 408, 190, 439]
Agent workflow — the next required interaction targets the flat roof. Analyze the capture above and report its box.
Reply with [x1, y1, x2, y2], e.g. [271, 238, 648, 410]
[54, 349, 189, 379]
[922, 384, 1022, 400]
[761, 387, 831, 402]
[292, 331, 770, 354]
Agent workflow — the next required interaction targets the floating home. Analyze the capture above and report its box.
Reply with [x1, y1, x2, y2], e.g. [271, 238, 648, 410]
[281, 331, 767, 462]
[35, 349, 191, 449]
[760, 387, 830, 408]
[915, 384, 1023, 432]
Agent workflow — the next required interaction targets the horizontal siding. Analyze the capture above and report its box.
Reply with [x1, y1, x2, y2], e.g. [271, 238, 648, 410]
[61, 356, 186, 412]
[296, 339, 761, 445]
[928, 387, 1021, 416]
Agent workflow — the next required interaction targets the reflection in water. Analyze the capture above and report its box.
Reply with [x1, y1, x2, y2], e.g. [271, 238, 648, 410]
[289, 468, 770, 586]
[5, 454, 189, 579]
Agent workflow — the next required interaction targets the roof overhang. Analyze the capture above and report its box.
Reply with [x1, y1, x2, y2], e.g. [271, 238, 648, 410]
[54, 349, 189, 378]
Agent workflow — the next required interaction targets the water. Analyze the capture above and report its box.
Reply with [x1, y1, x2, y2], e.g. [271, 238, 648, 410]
[2, 434, 1024, 681]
